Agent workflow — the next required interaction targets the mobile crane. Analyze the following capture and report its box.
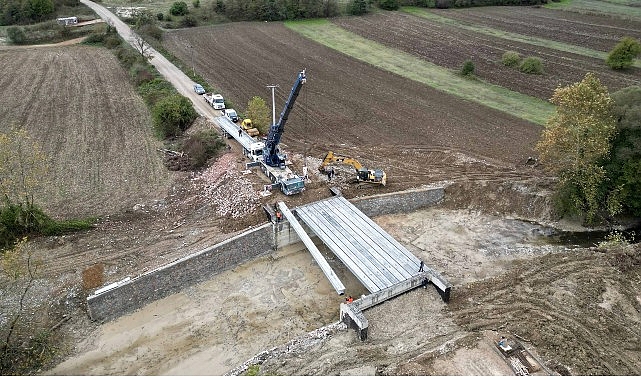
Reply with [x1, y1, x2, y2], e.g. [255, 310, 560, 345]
[256, 69, 307, 195]
[319, 151, 387, 187]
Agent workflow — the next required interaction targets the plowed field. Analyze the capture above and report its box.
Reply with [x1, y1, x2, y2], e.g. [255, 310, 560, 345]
[0, 45, 170, 219]
[164, 21, 543, 195]
[332, 10, 641, 100]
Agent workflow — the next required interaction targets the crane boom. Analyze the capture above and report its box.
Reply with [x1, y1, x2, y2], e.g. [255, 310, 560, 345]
[263, 69, 306, 167]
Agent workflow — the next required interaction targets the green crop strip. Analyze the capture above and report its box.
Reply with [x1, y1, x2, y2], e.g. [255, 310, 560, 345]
[544, 0, 641, 20]
[402, 6, 640, 69]
[285, 19, 553, 125]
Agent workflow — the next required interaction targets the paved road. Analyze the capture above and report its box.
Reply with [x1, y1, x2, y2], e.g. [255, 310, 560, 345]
[80, 0, 219, 119]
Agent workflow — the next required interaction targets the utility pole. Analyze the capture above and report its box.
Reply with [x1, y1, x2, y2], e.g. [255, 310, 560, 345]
[266, 84, 279, 126]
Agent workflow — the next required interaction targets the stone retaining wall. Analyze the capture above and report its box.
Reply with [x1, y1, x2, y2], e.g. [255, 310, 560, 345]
[87, 187, 444, 322]
[87, 224, 273, 322]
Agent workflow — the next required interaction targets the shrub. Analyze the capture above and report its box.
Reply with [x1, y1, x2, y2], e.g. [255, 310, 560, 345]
[378, 0, 399, 10]
[193, 0, 200, 7]
[519, 56, 543, 74]
[104, 35, 121, 48]
[501, 50, 521, 67]
[7, 26, 27, 44]
[152, 94, 197, 138]
[180, 130, 225, 169]
[460, 59, 474, 76]
[157, 12, 164, 20]
[349, 0, 368, 15]
[138, 78, 174, 106]
[606, 37, 641, 70]
[170, 1, 189, 16]
[180, 15, 197, 27]
[130, 63, 154, 86]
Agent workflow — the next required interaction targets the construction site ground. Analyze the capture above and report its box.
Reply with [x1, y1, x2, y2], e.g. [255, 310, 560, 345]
[38, 133, 641, 375]
[1, 5, 640, 375]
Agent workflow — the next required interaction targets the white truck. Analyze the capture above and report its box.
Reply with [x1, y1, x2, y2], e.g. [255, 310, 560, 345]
[203, 93, 225, 110]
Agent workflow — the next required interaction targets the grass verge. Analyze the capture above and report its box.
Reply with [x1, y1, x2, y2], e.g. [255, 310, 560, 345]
[543, 0, 641, 20]
[402, 6, 641, 69]
[285, 19, 554, 125]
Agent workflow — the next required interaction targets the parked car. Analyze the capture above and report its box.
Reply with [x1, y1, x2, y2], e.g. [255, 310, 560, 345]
[193, 83, 205, 95]
[223, 108, 239, 122]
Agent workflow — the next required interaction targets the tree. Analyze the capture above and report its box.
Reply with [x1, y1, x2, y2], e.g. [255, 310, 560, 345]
[378, 0, 399, 10]
[133, 35, 154, 61]
[170, 1, 189, 16]
[23, 0, 54, 22]
[460, 59, 474, 76]
[6, 26, 26, 44]
[606, 37, 641, 70]
[152, 94, 197, 138]
[246, 96, 270, 135]
[535, 73, 617, 223]
[348, 0, 368, 15]
[1, 237, 43, 374]
[604, 86, 641, 216]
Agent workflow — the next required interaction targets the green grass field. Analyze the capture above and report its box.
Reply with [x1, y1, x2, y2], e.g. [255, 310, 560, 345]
[402, 7, 641, 69]
[545, 0, 641, 20]
[285, 19, 554, 125]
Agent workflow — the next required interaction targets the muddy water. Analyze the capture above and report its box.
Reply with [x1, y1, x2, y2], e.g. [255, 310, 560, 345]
[49, 207, 574, 375]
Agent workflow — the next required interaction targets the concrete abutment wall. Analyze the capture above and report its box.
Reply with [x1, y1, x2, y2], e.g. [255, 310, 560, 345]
[87, 187, 444, 322]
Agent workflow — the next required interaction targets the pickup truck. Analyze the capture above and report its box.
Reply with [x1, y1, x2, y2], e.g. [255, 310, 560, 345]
[222, 108, 239, 122]
[203, 93, 225, 110]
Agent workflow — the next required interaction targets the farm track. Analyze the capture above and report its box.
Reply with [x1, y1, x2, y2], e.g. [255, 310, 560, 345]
[332, 11, 640, 101]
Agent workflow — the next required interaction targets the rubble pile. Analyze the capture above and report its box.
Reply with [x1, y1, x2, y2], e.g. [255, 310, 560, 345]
[189, 153, 259, 218]
[225, 321, 347, 376]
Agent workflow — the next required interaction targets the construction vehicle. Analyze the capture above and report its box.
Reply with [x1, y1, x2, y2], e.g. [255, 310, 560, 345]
[240, 118, 259, 137]
[256, 69, 307, 195]
[319, 151, 387, 186]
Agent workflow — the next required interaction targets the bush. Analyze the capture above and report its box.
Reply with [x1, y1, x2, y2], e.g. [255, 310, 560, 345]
[170, 1, 189, 16]
[460, 59, 474, 76]
[138, 78, 174, 106]
[157, 12, 164, 20]
[501, 50, 521, 67]
[104, 35, 121, 48]
[130, 63, 154, 86]
[180, 15, 197, 27]
[7, 26, 27, 44]
[115, 46, 142, 69]
[349, 0, 368, 15]
[193, 0, 200, 7]
[606, 37, 641, 70]
[180, 130, 225, 169]
[378, 0, 399, 10]
[519, 56, 543, 74]
[152, 94, 197, 138]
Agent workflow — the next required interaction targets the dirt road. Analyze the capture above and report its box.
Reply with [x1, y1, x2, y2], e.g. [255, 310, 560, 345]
[80, 0, 217, 119]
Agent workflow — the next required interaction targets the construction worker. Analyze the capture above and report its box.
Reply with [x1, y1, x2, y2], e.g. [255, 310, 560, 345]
[275, 210, 282, 222]
[347, 295, 354, 303]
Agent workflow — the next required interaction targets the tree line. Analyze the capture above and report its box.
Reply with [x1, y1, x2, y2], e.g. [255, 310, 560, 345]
[0, 0, 78, 26]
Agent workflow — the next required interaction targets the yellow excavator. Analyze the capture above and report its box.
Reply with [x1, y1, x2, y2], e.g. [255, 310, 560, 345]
[318, 151, 387, 186]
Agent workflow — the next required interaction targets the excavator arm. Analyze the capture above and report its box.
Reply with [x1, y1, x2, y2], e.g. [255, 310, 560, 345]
[319, 151, 363, 172]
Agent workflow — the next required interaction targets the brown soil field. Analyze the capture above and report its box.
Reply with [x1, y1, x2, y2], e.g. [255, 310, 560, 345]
[0, 45, 171, 220]
[164, 21, 544, 190]
[332, 10, 641, 101]
[436, 6, 641, 53]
